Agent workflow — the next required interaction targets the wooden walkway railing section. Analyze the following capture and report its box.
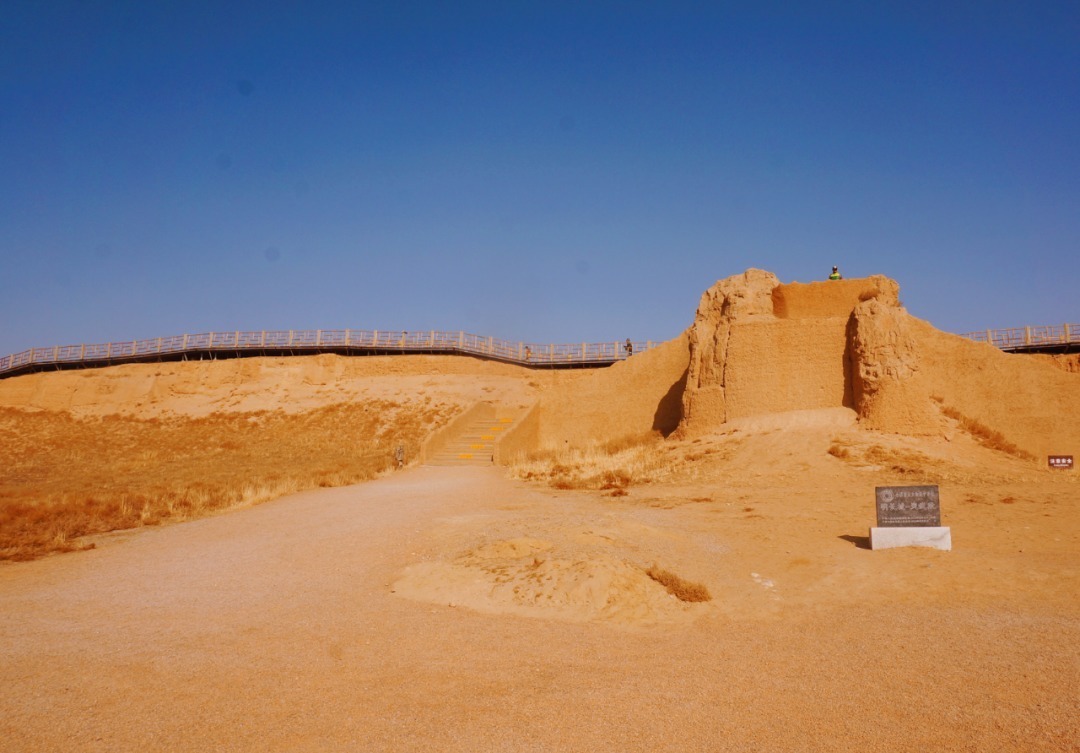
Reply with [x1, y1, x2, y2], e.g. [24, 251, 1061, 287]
[959, 323, 1079, 352]
[0, 323, 1075, 380]
[0, 329, 657, 378]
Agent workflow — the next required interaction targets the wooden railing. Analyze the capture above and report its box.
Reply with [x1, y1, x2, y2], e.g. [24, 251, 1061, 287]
[959, 324, 1078, 351]
[0, 329, 656, 378]
[1, 322, 1073, 379]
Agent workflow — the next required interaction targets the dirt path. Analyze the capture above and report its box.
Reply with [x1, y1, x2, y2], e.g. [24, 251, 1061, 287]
[2, 465, 1077, 752]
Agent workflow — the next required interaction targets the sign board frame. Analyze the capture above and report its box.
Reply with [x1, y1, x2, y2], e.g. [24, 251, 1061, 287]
[875, 485, 941, 528]
[1048, 455, 1073, 470]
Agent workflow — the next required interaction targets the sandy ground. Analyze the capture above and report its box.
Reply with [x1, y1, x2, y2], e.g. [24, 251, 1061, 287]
[2, 421, 1078, 752]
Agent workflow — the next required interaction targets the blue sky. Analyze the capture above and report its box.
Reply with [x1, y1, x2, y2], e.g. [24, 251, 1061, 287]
[1, 1, 1077, 355]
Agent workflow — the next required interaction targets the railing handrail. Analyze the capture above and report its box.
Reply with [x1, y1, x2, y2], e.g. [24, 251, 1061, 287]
[1, 322, 1074, 379]
[959, 323, 1079, 351]
[0, 329, 656, 378]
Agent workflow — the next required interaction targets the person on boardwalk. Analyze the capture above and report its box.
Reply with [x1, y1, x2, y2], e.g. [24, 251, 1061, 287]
[828, 266, 842, 281]
[624, 338, 633, 357]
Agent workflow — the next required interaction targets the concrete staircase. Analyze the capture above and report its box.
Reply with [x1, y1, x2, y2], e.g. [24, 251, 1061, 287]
[424, 414, 515, 466]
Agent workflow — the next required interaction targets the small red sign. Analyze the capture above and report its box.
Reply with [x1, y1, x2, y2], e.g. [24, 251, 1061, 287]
[1048, 455, 1074, 469]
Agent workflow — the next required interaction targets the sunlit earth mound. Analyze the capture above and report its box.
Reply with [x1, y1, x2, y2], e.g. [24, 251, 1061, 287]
[394, 535, 710, 627]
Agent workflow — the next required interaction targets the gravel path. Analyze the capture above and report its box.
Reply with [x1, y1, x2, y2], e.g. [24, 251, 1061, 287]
[2, 466, 1077, 752]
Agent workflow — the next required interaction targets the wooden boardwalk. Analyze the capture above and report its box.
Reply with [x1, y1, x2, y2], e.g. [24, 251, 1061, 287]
[0, 323, 1074, 380]
[959, 323, 1078, 353]
[0, 329, 655, 379]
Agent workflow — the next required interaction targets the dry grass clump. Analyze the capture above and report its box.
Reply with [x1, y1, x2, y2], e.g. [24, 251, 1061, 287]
[862, 444, 934, 475]
[827, 441, 851, 459]
[509, 432, 667, 491]
[826, 437, 937, 479]
[933, 403, 1035, 460]
[645, 564, 711, 602]
[0, 401, 453, 561]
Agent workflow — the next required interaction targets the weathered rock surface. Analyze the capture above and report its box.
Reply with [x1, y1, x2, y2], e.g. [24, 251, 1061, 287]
[681, 269, 779, 431]
[849, 298, 940, 434]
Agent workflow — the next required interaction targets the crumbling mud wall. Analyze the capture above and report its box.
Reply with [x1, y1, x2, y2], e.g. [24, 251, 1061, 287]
[678, 268, 1077, 459]
[680, 269, 778, 430]
[848, 299, 940, 435]
[1029, 353, 1080, 374]
[680, 271, 897, 431]
[914, 323, 1080, 460]
[723, 317, 851, 420]
[535, 333, 690, 448]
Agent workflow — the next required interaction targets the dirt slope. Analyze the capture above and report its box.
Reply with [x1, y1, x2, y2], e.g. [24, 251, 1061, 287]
[0, 353, 548, 418]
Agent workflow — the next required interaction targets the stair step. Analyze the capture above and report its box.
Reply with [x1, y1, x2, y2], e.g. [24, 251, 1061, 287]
[423, 410, 518, 466]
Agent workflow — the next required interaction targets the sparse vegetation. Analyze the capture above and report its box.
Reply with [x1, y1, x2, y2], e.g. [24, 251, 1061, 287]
[510, 432, 666, 490]
[509, 432, 740, 491]
[0, 402, 453, 561]
[935, 404, 1036, 460]
[645, 564, 711, 602]
[827, 441, 851, 459]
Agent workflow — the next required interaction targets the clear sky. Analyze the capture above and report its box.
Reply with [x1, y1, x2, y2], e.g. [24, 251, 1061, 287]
[2, 1, 1077, 355]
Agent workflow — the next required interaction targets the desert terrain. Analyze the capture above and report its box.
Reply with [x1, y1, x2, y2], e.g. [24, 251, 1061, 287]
[0, 271, 1077, 751]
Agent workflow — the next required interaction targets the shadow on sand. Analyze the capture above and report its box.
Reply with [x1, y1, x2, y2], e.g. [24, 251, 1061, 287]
[838, 534, 871, 550]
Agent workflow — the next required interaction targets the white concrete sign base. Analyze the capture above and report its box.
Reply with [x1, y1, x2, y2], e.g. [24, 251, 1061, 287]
[870, 526, 952, 551]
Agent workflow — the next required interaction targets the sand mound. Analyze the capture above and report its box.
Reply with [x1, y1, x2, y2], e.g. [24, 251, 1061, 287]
[393, 536, 706, 627]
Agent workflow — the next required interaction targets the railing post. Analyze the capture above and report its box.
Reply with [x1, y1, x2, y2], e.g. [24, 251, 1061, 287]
[182, 334, 188, 351]
[261, 331, 266, 347]
[1064, 323, 1070, 342]
[106, 343, 112, 359]
[288, 330, 294, 347]
[157, 337, 162, 353]
[458, 331, 463, 349]
[1024, 326, 1031, 345]
[80, 344, 85, 360]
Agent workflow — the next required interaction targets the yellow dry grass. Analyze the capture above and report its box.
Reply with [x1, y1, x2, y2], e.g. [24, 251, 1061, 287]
[0, 401, 454, 561]
[508, 432, 739, 492]
[931, 399, 1036, 460]
[644, 564, 711, 602]
[509, 432, 667, 491]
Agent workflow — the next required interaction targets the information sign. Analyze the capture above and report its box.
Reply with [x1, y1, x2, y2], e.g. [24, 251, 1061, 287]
[1048, 455, 1073, 470]
[875, 486, 941, 527]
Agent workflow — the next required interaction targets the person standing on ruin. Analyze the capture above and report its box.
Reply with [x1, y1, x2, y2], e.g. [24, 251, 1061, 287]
[395, 444, 405, 469]
[624, 338, 633, 357]
[829, 266, 842, 280]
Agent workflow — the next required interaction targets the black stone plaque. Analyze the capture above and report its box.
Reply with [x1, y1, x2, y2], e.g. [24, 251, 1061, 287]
[1048, 455, 1073, 470]
[875, 486, 940, 527]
